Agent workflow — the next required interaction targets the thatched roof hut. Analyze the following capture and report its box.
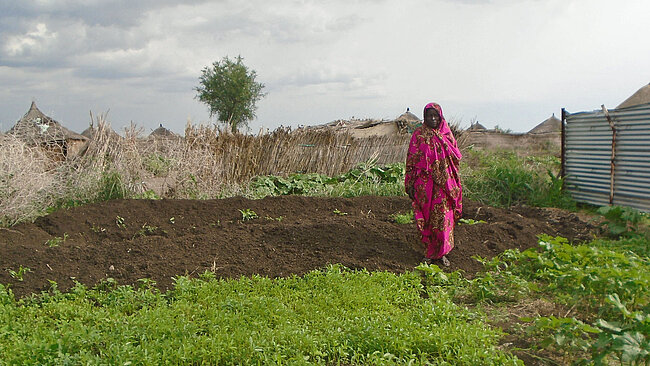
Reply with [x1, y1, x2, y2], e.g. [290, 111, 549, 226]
[528, 114, 561, 134]
[81, 124, 121, 140]
[8, 102, 88, 157]
[617, 82, 650, 109]
[395, 109, 420, 123]
[395, 108, 421, 134]
[468, 122, 487, 131]
[149, 124, 179, 139]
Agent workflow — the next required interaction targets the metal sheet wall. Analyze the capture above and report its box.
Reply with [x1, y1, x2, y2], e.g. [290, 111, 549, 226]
[564, 103, 650, 212]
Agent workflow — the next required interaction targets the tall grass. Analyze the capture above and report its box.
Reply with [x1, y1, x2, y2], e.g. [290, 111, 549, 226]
[461, 149, 575, 209]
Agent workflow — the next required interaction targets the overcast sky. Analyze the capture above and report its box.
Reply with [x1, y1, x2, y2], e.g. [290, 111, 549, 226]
[1, 0, 649, 135]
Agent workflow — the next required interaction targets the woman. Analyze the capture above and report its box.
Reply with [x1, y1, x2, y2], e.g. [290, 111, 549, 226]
[405, 102, 462, 266]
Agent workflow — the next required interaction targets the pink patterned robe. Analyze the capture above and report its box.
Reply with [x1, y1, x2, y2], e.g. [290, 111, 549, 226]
[405, 103, 463, 259]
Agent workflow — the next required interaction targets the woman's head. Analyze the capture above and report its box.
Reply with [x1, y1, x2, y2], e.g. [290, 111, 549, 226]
[423, 103, 443, 129]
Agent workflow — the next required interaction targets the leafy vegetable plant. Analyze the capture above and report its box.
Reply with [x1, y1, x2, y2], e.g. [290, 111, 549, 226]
[597, 205, 644, 238]
[7, 266, 31, 281]
[458, 218, 487, 225]
[239, 209, 258, 221]
[44, 233, 68, 247]
[391, 211, 413, 224]
[333, 209, 348, 216]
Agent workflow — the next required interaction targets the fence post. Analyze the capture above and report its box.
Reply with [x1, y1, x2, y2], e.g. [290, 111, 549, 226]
[601, 105, 617, 205]
[560, 108, 566, 179]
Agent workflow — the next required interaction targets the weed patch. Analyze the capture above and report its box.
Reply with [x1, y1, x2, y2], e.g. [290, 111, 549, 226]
[0, 267, 521, 365]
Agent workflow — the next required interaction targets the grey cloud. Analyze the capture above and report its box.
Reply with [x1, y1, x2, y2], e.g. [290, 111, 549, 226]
[0, 17, 150, 68]
[183, 6, 361, 44]
[269, 63, 387, 101]
[0, 0, 375, 106]
[0, 0, 215, 27]
[272, 68, 356, 88]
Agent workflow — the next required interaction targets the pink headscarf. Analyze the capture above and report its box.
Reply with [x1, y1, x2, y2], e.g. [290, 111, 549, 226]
[424, 102, 462, 161]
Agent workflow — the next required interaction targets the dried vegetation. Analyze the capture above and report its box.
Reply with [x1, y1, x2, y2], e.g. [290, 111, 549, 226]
[2, 115, 470, 226]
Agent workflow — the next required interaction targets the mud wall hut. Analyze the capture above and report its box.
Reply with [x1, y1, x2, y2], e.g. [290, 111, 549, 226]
[8, 102, 88, 159]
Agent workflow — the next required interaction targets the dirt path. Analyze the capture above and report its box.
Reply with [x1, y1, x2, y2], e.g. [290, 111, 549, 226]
[0, 196, 596, 298]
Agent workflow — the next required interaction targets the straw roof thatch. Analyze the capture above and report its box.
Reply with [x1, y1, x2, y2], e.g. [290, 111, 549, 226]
[617, 82, 650, 109]
[81, 124, 121, 140]
[528, 114, 561, 134]
[394, 108, 421, 134]
[395, 109, 420, 123]
[8, 102, 88, 144]
[468, 122, 487, 131]
[149, 124, 179, 139]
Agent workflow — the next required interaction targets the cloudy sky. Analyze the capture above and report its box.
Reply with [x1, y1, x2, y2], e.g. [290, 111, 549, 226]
[1, 0, 649, 135]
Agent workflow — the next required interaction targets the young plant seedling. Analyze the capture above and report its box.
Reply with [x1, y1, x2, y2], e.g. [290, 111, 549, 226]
[91, 224, 106, 233]
[391, 211, 413, 224]
[458, 218, 487, 225]
[45, 233, 69, 247]
[333, 209, 348, 216]
[116, 215, 126, 229]
[239, 209, 258, 221]
[7, 265, 32, 281]
[265, 216, 284, 222]
[133, 223, 158, 238]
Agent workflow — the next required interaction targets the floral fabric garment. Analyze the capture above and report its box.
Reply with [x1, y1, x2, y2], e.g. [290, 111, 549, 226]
[405, 103, 462, 259]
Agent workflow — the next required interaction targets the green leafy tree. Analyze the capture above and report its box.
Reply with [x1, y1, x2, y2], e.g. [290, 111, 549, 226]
[195, 55, 266, 133]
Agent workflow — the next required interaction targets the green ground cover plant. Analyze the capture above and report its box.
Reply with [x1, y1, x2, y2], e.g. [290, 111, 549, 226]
[0, 267, 521, 365]
[454, 232, 650, 365]
[597, 205, 646, 238]
[248, 161, 406, 199]
[246, 151, 574, 210]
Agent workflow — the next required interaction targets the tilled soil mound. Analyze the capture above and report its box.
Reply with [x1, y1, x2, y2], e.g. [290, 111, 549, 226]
[0, 196, 596, 298]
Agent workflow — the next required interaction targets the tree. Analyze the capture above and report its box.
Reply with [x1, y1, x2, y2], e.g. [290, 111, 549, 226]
[195, 55, 266, 133]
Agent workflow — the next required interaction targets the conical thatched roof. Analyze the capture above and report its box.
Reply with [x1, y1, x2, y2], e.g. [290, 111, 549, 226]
[617, 83, 650, 109]
[8, 102, 87, 144]
[149, 123, 178, 138]
[81, 126, 96, 138]
[528, 114, 561, 134]
[468, 122, 487, 131]
[395, 109, 420, 123]
[81, 124, 121, 140]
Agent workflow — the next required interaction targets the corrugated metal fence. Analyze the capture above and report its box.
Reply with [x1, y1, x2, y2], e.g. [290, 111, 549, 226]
[562, 103, 650, 212]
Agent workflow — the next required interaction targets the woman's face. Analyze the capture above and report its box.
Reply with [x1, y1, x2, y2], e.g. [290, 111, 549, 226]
[424, 108, 440, 129]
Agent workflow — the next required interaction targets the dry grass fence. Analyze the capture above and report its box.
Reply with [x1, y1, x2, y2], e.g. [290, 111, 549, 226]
[1, 117, 415, 225]
[0, 134, 58, 226]
[184, 125, 412, 179]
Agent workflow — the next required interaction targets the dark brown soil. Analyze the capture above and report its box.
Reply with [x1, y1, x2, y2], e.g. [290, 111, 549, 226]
[0, 196, 597, 298]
